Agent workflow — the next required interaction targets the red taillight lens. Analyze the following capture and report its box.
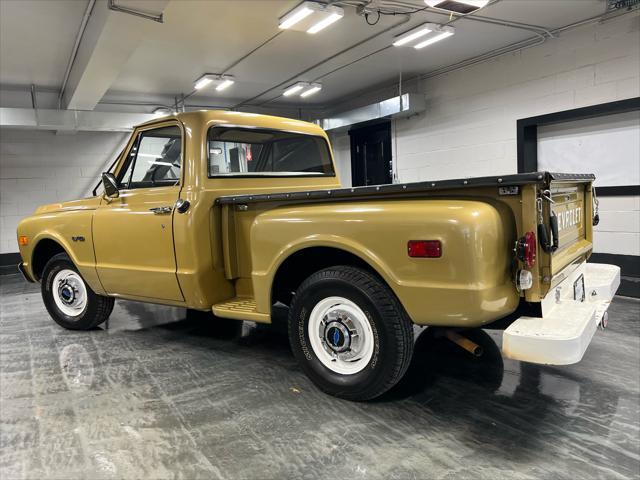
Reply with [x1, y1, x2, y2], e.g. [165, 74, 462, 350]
[515, 231, 536, 268]
[408, 240, 442, 258]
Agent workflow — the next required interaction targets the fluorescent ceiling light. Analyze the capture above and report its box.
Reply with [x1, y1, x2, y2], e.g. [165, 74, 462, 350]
[279, 1, 344, 33]
[414, 27, 455, 49]
[194, 74, 215, 90]
[283, 82, 308, 96]
[393, 23, 434, 47]
[424, 0, 489, 14]
[279, 5, 314, 29]
[194, 74, 236, 92]
[216, 76, 235, 91]
[300, 83, 322, 98]
[307, 12, 343, 33]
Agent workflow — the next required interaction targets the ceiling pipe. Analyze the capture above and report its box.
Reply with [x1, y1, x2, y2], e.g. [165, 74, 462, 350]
[177, 31, 284, 108]
[30, 84, 38, 110]
[232, 12, 412, 109]
[107, 0, 163, 23]
[254, 0, 504, 106]
[381, 0, 555, 37]
[420, 7, 637, 79]
[57, 0, 96, 110]
[318, 6, 636, 113]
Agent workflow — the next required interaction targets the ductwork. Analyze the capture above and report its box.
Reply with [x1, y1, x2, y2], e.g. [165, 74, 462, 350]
[317, 93, 425, 131]
[0, 107, 156, 132]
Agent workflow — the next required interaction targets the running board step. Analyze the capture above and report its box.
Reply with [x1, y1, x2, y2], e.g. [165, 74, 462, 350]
[212, 297, 269, 323]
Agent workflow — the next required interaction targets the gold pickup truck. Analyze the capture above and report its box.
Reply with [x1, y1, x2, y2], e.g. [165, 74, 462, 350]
[16, 111, 620, 400]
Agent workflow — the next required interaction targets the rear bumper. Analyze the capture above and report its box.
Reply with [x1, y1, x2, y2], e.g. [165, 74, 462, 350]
[502, 262, 620, 365]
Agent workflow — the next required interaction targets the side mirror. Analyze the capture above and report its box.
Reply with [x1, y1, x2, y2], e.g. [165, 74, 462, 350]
[101, 172, 119, 199]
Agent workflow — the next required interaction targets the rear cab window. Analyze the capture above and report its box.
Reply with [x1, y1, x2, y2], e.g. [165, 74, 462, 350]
[207, 126, 334, 177]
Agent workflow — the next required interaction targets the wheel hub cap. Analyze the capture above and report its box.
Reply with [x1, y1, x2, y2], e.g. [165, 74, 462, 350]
[59, 284, 76, 305]
[52, 269, 87, 318]
[324, 320, 351, 353]
[308, 297, 375, 375]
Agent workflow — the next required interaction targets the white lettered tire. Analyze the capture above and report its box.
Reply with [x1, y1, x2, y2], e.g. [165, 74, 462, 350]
[288, 266, 414, 401]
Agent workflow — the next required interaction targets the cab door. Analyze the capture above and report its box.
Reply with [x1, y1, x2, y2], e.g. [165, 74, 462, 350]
[93, 123, 184, 301]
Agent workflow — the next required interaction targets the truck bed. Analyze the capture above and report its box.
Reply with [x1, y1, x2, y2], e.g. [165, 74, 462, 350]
[214, 172, 595, 205]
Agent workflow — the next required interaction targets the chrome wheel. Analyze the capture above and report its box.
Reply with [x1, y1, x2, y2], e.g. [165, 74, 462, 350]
[308, 296, 374, 375]
[52, 269, 87, 318]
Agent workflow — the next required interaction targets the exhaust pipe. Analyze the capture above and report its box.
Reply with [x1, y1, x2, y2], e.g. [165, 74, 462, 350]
[445, 330, 483, 357]
[599, 311, 609, 330]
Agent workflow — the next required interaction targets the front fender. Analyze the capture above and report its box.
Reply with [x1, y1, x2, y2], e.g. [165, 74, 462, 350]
[18, 210, 105, 295]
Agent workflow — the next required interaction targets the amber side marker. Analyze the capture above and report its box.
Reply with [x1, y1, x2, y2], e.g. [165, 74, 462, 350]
[18, 236, 29, 246]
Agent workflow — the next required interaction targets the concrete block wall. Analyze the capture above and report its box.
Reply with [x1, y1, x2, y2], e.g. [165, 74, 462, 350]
[0, 128, 128, 253]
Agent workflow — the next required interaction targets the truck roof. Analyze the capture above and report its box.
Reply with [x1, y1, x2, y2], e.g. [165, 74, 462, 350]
[137, 110, 327, 138]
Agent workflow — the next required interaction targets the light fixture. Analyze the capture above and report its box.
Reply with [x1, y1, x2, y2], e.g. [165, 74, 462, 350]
[279, 4, 314, 29]
[278, 1, 344, 33]
[215, 76, 235, 91]
[283, 82, 308, 96]
[307, 12, 342, 34]
[393, 23, 434, 47]
[300, 83, 322, 98]
[193, 74, 236, 92]
[424, 0, 489, 14]
[194, 74, 215, 90]
[413, 26, 455, 49]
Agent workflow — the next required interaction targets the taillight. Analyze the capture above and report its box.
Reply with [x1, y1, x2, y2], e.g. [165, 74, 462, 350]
[408, 240, 442, 258]
[515, 231, 536, 268]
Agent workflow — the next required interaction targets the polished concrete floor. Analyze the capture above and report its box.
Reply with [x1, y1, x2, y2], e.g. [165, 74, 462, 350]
[1, 273, 639, 480]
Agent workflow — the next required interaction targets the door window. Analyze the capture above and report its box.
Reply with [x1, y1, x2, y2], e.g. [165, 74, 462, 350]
[118, 126, 182, 188]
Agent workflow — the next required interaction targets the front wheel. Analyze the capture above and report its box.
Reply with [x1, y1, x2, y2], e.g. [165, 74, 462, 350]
[288, 266, 414, 401]
[41, 253, 114, 330]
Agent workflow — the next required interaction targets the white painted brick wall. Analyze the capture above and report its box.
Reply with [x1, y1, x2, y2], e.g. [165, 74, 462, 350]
[0, 128, 128, 253]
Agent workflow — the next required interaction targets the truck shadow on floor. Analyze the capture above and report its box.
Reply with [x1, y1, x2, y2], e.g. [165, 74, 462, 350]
[117, 300, 625, 464]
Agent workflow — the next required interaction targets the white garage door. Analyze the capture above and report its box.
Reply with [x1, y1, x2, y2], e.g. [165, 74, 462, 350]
[537, 111, 640, 256]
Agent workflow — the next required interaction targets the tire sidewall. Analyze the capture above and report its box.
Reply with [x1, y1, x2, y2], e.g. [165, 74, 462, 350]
[290, 273, 403, 397]
[42, 255, 100, 330]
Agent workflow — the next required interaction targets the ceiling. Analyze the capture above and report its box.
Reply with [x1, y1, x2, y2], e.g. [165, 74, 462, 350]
[0, 0, 611, 112]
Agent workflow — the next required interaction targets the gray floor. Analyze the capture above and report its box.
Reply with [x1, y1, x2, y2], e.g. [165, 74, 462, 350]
[1, 274, 639, 480]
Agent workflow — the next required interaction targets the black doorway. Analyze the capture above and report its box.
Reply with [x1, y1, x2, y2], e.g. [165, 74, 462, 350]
[349, 121, 392, 187]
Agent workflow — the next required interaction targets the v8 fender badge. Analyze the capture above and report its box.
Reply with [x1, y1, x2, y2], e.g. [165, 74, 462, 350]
[71, 236, 85, 242]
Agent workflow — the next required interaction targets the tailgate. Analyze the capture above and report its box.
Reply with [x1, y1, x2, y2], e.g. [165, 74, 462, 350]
[548, 181, 594, 278]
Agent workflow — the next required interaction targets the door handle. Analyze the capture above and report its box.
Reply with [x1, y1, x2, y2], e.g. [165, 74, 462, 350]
[149, 206, 173, 215]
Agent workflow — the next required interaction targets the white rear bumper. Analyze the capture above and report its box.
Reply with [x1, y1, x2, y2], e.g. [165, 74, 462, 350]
[502, 262, 620, 365]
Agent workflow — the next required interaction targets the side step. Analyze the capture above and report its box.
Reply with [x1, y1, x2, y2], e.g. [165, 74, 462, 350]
[212, 297, 270, 323]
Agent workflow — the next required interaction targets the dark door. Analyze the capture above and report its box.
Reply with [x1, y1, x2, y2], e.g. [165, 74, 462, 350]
[349, 122, 392, 187]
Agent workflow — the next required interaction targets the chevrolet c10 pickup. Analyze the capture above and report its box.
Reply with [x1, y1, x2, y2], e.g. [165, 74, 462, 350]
[16, 111, 621, 400]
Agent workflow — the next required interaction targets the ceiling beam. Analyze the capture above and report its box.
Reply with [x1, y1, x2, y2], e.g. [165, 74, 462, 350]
[62, 0, 170, 111]
[0, 107, 157, 132]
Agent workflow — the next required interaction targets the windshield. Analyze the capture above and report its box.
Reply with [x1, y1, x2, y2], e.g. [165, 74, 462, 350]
[207, 126, 334, 177]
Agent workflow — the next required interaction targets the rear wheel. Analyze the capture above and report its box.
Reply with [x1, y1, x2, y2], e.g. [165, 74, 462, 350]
[41, 253, 114, 330]
[288, 266, 414, 401]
